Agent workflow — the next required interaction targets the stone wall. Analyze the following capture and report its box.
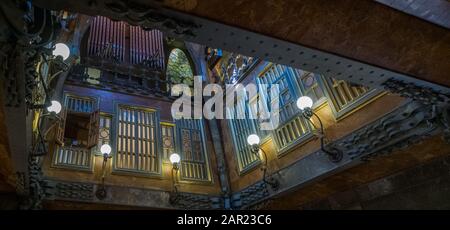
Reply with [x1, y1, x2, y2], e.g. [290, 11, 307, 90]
[300, 155, 450, 210]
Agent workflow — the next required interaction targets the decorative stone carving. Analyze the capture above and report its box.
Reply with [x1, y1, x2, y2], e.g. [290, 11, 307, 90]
[382, 78, 450, 105]
[219, 54, 258, 84]
[53, 182, 94, 201]
[104, 0, 200, 37]
[44, 179, 222, 209]
[1, 43, 23, 107]
[171, 192, 223, 210]
[1, 2, 60, 210]
[24, 48, 40, 109]
[231, 181, 269, 209]
[0, 1, 59, 108]
[27, 155, 47, 210]
[440, 106, 450, 144]
[340, 102, 439, 161]
[15, 172, 27, 196]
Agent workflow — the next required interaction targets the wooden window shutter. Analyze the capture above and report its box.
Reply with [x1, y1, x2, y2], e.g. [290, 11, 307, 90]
[87, 109, 100, 148]
[55, 108, 67, 146]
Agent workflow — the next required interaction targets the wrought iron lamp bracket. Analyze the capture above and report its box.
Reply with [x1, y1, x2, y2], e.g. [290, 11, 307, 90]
[301, 108, 344, 163]
[250, 144, 280, 191]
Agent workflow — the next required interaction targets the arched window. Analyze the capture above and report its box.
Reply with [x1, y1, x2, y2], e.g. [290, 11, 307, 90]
[166, 48, 194, 86]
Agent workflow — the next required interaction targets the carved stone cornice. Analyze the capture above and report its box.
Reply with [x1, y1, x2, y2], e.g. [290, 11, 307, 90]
[340, 102, 439, 161]
[169, 192, 223, 210]
[231, 181, 269, 209]
[382, 78, 450, 106]
[440, 106, 450, 144]
[44, 179, 223, 210]
[52, 182, 94, 201]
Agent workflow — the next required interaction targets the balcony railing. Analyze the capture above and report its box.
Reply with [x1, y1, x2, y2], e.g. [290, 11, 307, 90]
[67, 64, 175, 98]
[52, 146, 92, 170]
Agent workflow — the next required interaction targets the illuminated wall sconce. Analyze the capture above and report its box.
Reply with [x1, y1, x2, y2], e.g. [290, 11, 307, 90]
[247, 134, 280, 190]
[31, 100, 63, 156]
[169, 153, 181, 204]
[96, 144, 112, 200]
[296, 96, 343, 163]
[30, 43, 70, 156]
[32, 42, 71, 112]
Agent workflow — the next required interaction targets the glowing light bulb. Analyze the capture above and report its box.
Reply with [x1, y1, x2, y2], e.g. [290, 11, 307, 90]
[47, 100, 62, 114]
[52, 43, 70, 60]
[170, 153, 181, 164]
[247, 134, 260, 146]
[100, 144, 112, 155]
[296, 96, 313, 110]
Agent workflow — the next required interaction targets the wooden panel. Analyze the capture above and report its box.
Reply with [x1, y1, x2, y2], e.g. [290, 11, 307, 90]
[176, 119, 210, 181]
[65, 95, 96, 113]
[227, 94, 260, 173]
[257, 64, 313, 152]
[161, 123, 175, 161]
[55, 108, 67, 146]
[94, 115, 112, 154]
[322, 76, 382, 119]
[53, 146, 91, 170]
[258, 64, 297, 124]
[87, 110, 100, 148]
[115, 105, 159, 174]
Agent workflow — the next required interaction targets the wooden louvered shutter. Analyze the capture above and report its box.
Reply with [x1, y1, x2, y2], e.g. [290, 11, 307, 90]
[55, 108, 67, 146]
[87, 110, 100, 148]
